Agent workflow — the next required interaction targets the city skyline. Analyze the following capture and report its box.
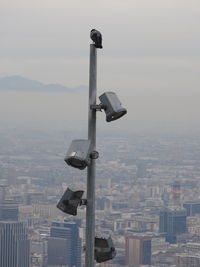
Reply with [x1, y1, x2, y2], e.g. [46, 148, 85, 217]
[1, 130, 200, 266]
[1, 1, 200, 266]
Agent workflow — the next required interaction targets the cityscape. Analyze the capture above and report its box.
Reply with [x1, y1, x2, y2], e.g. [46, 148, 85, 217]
[1, 129, 200, 266]
[1, 1, 200, 266]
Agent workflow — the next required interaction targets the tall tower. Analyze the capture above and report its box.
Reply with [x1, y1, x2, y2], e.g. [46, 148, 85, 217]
[172, 181, 181, 207]
[47, 220, 81, 267]
[0, 221, 30, 267]
[125, 235, 151, 266]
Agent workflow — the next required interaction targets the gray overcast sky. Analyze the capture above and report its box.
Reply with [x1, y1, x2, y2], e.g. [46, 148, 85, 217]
[0, 0, 200, 133]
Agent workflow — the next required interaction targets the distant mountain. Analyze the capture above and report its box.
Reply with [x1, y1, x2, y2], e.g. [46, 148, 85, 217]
[0, 76, 87, 92]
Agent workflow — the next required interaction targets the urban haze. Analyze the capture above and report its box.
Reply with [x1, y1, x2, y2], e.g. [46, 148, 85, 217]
[0, 0, 200, 267]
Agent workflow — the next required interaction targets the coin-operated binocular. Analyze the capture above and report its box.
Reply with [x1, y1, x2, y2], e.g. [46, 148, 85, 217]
[64, 139, 91, 170]
[94, 236, 116, 263]
[57, 187, 86, 216]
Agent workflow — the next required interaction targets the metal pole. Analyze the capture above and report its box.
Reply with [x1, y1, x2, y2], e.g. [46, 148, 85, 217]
[85, 44, 97, 267]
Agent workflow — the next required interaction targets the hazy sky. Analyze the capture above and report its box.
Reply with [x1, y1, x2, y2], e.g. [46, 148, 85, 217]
[0, 0, 200, 133]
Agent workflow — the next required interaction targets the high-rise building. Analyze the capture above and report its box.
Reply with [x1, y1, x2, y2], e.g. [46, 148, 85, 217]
[125, 235, 151, 266]
[0, 204, 19, 221]
[0, 221, 30, 267]
[47, 220, 81, 267]
[183, 201, 200, 216]
[159, 209, 187, 244]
